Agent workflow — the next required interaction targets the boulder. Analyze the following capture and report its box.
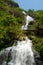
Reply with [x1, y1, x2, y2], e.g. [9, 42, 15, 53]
[33, 50, 42, 65]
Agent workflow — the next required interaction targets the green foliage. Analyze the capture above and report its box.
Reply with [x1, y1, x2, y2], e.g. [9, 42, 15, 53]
[27, 9, 43, 59]
[0, 0, 19, 7]
[32, 36, 43, 58]
[0, 15, 22, 49]
[27, 9, 43, 27]
[0, 0, 25, 50]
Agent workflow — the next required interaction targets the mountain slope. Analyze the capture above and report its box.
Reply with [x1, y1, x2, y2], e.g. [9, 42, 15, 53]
[0, 0, 25, 50]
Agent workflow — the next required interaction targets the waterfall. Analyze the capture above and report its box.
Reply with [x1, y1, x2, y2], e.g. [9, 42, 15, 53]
[0, 11, 35, 65]
[22, 11, 34, 30]
[0, 37, 35, 65]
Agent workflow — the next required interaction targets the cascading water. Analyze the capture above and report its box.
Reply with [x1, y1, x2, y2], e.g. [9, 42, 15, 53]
[0, 37, 35, 65]
[0, 11, 35, 65]
[22, 11, 34, 30]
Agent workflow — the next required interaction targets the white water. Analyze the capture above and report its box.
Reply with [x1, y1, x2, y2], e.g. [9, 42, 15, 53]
[0, 12, 35, 65]
[22, 11, 34, 30]
[0, 37, 35, 65]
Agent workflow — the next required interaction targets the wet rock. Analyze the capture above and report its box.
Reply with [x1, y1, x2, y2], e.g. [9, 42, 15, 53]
[19, 36, 26, 41]
[34, 50, 42, 65]
[29, 36, 35, 40]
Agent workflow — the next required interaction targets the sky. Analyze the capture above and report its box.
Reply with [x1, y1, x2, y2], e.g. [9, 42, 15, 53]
[14, 0, 43, 11]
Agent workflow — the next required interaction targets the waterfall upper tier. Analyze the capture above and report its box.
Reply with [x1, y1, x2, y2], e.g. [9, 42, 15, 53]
[22, 11, 34, 30]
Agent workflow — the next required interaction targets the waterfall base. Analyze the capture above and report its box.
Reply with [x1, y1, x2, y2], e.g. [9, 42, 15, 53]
[0, 37, 35, 65]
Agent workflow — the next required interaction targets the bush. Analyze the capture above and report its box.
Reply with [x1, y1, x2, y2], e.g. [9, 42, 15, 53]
[32, 36, 43, 60]
[0, 15, 24, 50]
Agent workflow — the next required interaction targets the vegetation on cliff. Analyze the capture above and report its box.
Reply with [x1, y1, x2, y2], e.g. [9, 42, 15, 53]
[0, 0, 25, 50]
[27, 9, 43, 61]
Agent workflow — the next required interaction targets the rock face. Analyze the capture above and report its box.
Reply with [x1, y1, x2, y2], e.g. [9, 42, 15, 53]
[34, 50, 43, 65]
